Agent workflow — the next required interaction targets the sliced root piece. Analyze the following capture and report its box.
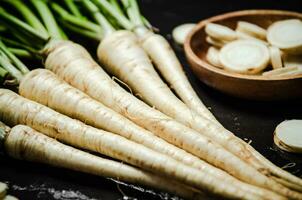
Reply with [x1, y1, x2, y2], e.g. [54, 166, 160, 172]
[219, 40, 270, 74]
[269, 46, 283, 69]
[274, 120, 302, 153]
[3, 195, 19, 200]
[237, 21, 267, 40]
[206, 46, 223, 68]
[262, 66, 298, 77]
[205, 36, 227, 48]
[267, 19, 302, 54]
[0, 182, 8, 199]
[236, 30, 269, 46]
[205, 23, 237, 41]
[172, 23, 196, 45]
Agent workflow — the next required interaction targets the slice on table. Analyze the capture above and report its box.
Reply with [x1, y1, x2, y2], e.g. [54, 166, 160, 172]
[172, 23, 196, 45]
[236, 21, 267, 40]
[274, 120, 302, 153]
[269, 46, 283, 69]
[0, 182, 8, 199]
[219, 40, 270, 74]
[267, 19, 302, 54]
[3, 195, 19, 200]
[206, 46, 223, 68]
[205, 23, 237, 41]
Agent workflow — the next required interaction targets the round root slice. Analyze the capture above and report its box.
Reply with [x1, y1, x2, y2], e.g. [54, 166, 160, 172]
[274, 120, 302, 153]
[237, 21, 267, 40]
[219, 40, 270, 74]
[236, 30, 268, 46]
[205, 36, 227, 48]
[172, 23, 196, 45]
[262, 66, 298, 77]
[0, 182, 8, 199]
[267, 19, 302, 54]
[205, 23, 237, 41]
[206, 46, 223, 68]
[269, 46, 283, 69]
[3, 195, 19, 200]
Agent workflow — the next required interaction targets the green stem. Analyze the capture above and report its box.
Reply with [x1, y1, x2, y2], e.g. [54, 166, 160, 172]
[129, 0, 144, 26]
[4, 0, 49, 37]
[0, 51, 23, 83]
[92, 0, 134, 30]
[7, 48, 33, 59]
[0, 7, 49, 47]
[109, 0, 124, 15]
[30, 0, 65, 40]
[51, 2, 103, 34]
[64, 0, 85, 19]
[0, 36, 38, 54]
[82, 0, 115, 36]
[0, 67, 8, 79]
[61, 20, 102, 41]
[0, 41, 29, 74]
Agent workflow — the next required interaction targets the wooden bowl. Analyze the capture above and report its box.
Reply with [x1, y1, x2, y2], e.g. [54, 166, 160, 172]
[184, 10, 302, 100]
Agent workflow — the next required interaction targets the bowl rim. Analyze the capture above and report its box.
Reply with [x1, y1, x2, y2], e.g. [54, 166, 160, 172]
[184, 9, 302, 81]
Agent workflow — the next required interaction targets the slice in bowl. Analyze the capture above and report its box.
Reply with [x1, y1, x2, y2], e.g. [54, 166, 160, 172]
[267, 19, 302, 54]
[219, 40, 270, 74]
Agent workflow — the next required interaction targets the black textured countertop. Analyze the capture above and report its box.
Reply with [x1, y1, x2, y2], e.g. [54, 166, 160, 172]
[1, 0, 302, 199]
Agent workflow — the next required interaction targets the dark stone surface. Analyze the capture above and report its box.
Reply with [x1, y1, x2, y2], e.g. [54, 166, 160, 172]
[1, 0, 301, 199]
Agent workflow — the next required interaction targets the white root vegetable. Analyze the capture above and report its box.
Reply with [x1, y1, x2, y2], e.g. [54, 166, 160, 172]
[269, 46, 283, 69]
[43, 39, 302, 198]
[172, 23, 196, 45]
[0, 90, 267, 200]
[135, 28, 217, 122]
[0, 182, 8, 199]
[206, 46, 223, 68]
[19, 69, 287, 199]
[206, 36, 227, 48]
[219, 40, 270, 74]
[267, 19, 302, 54]
[262, 66, 298, 77]
[96, 31, 302, 199]
[274, 120, 302, 153]
[1, 124, 203, 200]
[236, 21, 267, 40]
[205, 23, 237, 41]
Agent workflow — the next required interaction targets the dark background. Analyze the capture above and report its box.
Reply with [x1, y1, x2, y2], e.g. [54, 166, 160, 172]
[1, 0, 302, 199]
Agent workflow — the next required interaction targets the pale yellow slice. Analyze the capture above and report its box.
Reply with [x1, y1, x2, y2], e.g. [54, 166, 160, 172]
[172, 23, 196, 45]
[206, 36, 226, 48]
[219, 40, 270, 74]
[205, 23, 237, 41]
[206, 46, 223, 68]
[269, 46, 283, 69]
[274, 120, 302, 153]
[267, 19, 302, 54]
[237, 21, 267, 40]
